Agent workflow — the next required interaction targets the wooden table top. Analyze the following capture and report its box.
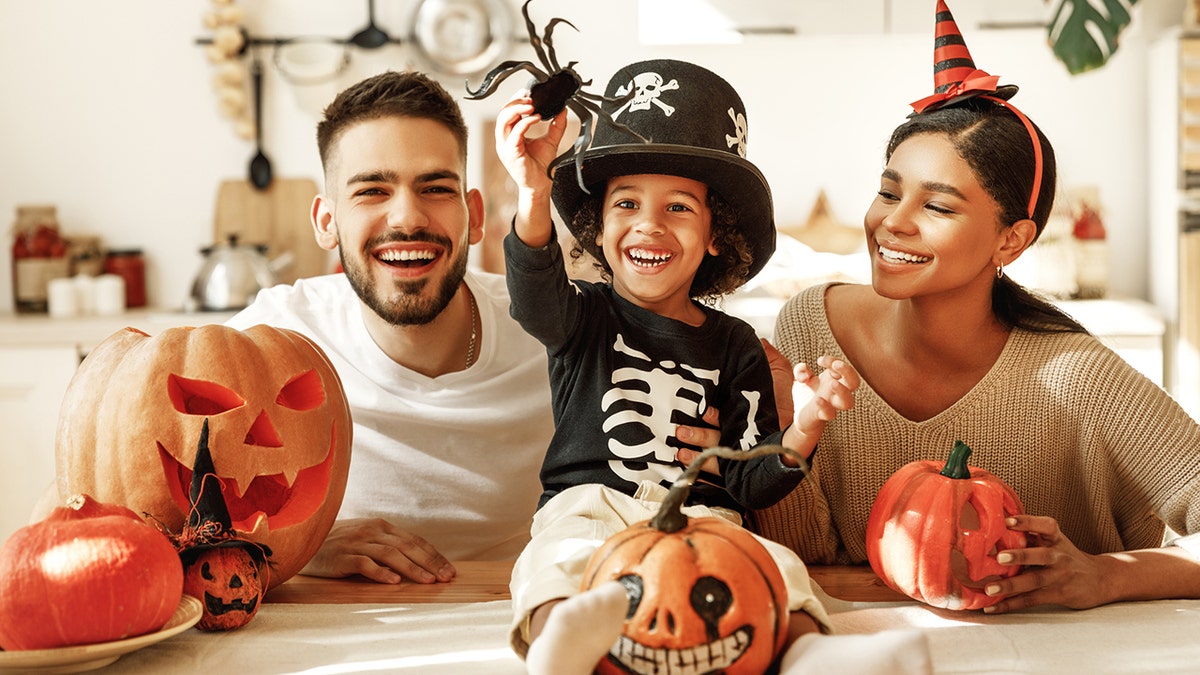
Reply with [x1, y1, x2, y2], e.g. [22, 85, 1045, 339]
[265, 561, 907, 604]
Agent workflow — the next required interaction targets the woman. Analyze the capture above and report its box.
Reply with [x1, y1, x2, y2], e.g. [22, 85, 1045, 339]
[749, 2, 1200, 614]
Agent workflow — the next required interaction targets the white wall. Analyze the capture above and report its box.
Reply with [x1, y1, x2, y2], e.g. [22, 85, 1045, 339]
[0, 0, 1180, 313]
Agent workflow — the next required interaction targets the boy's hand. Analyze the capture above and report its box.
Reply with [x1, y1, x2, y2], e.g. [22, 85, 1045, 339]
[783, 354, 860, 461]
[494, 90, 568, 195]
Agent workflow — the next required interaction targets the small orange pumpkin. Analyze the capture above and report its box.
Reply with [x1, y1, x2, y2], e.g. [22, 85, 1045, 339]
[866, 440, 1029, 611]
[184, 545, 268, 631]
[580, 446, 792, 675]
[0, 494, 184, 650]
[55, 324, 352, 588]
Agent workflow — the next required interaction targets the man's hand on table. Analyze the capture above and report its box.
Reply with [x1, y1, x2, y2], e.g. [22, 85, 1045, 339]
[300, 518, 457, 584]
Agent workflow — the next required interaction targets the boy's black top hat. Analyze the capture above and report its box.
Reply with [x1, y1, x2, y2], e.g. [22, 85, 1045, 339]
[551, 59, 776, 283]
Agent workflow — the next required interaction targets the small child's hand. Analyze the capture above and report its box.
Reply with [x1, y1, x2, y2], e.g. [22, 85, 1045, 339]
[795, 355, 859, 423]
[783, 355, 860, 461]
[494, 90, 568, 195]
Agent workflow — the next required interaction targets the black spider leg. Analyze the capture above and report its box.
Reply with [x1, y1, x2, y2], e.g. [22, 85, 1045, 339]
[519, 0, 578, 74]
[563, 99, 597, 194]
[465, 61, 548, 100]
[577, 90, 651, 144]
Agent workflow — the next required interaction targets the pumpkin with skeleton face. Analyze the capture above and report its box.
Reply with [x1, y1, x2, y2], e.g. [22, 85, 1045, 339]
[580, 447, 791, 674]
[55, 324, 352, 589]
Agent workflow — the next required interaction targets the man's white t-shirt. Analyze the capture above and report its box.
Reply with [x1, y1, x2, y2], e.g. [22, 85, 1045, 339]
[226, 272, 552, 561]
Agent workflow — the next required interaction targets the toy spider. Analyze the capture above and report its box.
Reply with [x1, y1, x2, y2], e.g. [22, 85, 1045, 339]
[466, 0, 648, 193]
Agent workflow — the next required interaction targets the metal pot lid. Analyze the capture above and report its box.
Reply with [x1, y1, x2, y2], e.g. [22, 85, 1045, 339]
[407, 0, 513, 76]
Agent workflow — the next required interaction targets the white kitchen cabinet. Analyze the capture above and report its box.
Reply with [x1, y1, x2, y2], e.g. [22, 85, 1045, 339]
[0, 345, 78, 543]
[0, 310, 235, 544]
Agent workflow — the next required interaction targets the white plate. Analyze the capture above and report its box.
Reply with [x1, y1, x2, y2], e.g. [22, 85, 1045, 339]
[0, 595, 202, 673]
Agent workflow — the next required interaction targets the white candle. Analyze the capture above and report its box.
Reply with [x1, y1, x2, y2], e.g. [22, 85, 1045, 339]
[47, 277, 77, 318]
[93, 274, 126, 316]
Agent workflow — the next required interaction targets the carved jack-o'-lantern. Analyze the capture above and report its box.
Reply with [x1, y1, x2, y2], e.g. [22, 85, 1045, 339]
[56, 324, 352, 588]
[581, 447, 791, 675]
[184, 545, 267, 631]
[866, 440, 1029, 611]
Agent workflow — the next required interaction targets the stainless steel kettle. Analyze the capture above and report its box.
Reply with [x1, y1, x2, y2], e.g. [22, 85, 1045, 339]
[190, 234, 278, 311]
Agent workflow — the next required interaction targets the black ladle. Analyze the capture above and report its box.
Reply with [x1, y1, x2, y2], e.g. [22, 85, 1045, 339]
[248, 54, 272, 190]
[350, 0, 391, 49]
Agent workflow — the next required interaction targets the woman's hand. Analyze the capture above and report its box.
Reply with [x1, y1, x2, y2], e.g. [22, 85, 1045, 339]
[982, 514, 1111, 613]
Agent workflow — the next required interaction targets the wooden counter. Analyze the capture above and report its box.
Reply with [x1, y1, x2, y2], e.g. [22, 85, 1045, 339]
[265, 561, 906, 604]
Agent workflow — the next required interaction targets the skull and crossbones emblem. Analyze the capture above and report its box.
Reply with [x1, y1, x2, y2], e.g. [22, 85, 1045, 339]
[725, 108, 747, 157]
[613, 72, 680, 119]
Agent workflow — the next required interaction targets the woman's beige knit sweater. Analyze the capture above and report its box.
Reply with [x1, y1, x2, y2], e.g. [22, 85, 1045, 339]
[753, 283, 1200, 565]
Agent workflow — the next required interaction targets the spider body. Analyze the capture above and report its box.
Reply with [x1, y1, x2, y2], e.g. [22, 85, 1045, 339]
[529, 69, 582, 119]
[465, 0, 648, 192]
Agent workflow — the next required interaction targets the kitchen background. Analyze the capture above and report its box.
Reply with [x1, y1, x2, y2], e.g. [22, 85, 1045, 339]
[1, 0, 1197, 537]
[1, 0, 1182, 306]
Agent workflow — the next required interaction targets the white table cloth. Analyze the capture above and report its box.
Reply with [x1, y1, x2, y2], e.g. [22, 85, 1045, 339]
[98, 590, 1200, 674]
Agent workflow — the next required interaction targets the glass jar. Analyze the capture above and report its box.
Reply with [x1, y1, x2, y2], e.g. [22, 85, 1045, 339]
[11, 205, 69, 314]
[102, 249, 147, 308]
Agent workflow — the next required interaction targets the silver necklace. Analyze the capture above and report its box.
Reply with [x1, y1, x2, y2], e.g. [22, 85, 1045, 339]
[465, 291, 478, 369]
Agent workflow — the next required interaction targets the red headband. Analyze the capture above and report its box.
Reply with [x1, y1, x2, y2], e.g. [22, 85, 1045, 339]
[910, 0, 1043, 220]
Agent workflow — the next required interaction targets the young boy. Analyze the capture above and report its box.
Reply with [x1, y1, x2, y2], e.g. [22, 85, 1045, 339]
[494, 59, 859, 672]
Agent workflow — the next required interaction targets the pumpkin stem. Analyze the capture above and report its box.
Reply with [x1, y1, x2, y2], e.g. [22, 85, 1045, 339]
[649, 445, 806, 534]
[940, 440, 974, 479]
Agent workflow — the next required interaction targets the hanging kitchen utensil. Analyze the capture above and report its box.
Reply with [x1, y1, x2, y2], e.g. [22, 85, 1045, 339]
[408, 0, 512, 76]
[248, 52, 273, 191]
[350, 0, 392, 49]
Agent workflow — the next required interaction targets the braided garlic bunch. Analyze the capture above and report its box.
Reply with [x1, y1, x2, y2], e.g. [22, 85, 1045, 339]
[202, 0, 255, 140]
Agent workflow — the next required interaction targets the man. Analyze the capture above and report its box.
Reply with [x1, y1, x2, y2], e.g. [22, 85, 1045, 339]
[226, 70, 554, 584]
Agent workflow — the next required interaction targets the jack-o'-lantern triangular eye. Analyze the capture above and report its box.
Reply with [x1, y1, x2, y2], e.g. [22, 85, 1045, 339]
[276, 370, 324, 411]
[168, 374, 244, 415]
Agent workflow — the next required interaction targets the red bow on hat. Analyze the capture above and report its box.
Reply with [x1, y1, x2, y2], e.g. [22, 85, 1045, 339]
[910, 68, 1002, 114]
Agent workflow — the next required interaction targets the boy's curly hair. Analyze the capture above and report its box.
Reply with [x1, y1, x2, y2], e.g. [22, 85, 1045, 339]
[567, 187, 755, 302]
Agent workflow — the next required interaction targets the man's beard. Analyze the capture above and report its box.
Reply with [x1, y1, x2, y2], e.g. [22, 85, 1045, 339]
[340, 232, 468, 326]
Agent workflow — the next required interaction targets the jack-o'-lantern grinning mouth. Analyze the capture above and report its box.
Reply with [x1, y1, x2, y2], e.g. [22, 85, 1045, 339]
[204, 592, 259, 617]
[158, 427, 339, 534]
[605, 625, 752, 674]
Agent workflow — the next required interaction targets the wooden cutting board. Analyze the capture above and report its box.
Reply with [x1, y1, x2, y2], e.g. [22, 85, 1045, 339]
[212, 177, 332, 284]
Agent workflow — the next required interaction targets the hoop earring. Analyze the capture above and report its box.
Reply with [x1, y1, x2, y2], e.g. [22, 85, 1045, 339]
[996, 264, 1005, 280]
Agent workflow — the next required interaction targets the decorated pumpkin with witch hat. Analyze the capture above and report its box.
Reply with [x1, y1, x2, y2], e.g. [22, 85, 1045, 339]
[170, 418, 272, 631]
[55, 324, 352, 588]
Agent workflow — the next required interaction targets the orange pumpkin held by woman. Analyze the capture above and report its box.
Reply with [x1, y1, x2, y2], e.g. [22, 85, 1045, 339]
[581, 446, 792, 675]
[866, 440, 1029, 611]
[55, 324, 352, 588]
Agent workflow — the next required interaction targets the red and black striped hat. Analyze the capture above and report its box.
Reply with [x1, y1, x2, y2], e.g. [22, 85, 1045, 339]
[909, 0, 1042, 220]
[911, 0, 1018, 113]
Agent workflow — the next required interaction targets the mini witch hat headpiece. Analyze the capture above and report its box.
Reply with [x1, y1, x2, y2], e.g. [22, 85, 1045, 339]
[174, 418, 272, 570]
[909, 0, 1043, 220]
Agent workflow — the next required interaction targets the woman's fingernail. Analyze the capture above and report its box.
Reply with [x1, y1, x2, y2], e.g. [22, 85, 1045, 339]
[985, 584, 1001, 596]
[983, 605, 997, 614]
[677, 426, 691, 440]
[997, 552, 1013, 565]
[1006, 517, 1018, 526]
